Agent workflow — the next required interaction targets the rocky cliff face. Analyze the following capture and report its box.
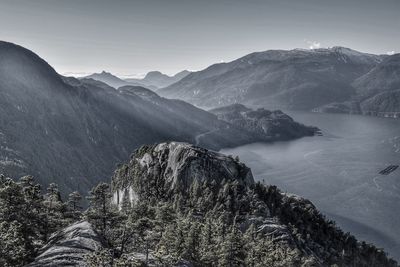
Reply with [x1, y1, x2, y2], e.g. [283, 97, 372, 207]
[111, 142, 397, 266]
[111, 142, 254, 206]
[26, 221, 106, 267]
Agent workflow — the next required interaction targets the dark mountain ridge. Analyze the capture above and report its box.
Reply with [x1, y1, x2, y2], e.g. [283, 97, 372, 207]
[354, 54, 400, 98]
[0, 41, 241, 196]
[160, 47, 394, 113]
[316, 54, 400, 116]
[0, 41, 316, 197]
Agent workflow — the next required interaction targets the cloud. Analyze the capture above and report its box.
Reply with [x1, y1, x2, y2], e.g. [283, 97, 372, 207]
[307, 41, 321, 49]
[387, 51, 395, 55]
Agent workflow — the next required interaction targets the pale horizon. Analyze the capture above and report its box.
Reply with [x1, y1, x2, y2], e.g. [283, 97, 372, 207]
[1, 0, 399, 77]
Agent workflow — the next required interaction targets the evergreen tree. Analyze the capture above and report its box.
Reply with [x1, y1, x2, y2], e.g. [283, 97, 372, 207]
[66, 191, 83, 222]
[120, 191, 132, 214]
[183, 220, 201, 263]
[174, 215, 189, 261]
[134, 217, 154, 265]
[218, 223, 246, 267]
[0, 176, 47, 265]
[199, 218, 218, 266]
[84, 248, 113, 267]
[112, 212, 135, 258]
[0, 177, 25, 221]
[244, 224, 264, 267]
[86, 183, 118, 237]
[0, 221, 29, 267]
[19, 176, 46, 253]
[155, 223, 179, 265]
[43, 183, 67, 240]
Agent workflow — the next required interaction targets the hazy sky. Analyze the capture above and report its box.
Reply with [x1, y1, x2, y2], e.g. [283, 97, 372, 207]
[0, 0, 399, 77]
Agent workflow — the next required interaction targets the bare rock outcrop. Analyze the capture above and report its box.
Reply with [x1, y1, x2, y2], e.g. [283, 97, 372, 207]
[26, 221, 106, 267]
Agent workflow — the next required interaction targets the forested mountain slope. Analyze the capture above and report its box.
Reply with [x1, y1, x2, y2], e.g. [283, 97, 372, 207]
[0, 41, 316, 196]
[160, 47, 383, 110]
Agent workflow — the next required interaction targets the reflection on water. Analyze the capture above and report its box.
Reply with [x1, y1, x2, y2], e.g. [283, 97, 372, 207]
[221, 112, 400, 260]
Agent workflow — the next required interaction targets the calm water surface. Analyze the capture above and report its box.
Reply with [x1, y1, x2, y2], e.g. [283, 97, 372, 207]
[221, 112, 400, 260]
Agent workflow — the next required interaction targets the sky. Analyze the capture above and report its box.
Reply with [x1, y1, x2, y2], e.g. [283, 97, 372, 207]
[0, 0, 399, 77]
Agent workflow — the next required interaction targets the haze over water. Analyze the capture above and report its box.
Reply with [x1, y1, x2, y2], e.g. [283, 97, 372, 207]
[222, 112, 400, 260]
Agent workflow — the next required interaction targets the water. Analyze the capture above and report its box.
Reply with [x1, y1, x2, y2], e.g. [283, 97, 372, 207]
[221, 112, 400, 261]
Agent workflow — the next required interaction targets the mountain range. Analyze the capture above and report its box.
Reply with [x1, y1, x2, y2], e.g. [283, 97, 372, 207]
[125, 70, 191, 89]
[0, 41, 398, 266]
[0, 41, 315, 197]
[83, 69, 190, 90]
[159, 47, 400, 116]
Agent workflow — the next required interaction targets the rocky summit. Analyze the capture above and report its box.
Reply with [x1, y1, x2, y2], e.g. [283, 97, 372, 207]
[26, 221, 106, 267]
[111, 142, 255, 206]
[109, 142, 397, 266]
[16, 142, 397, 266]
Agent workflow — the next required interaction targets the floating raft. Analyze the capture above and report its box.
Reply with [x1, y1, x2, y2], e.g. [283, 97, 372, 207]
[379, 165, 399, 175]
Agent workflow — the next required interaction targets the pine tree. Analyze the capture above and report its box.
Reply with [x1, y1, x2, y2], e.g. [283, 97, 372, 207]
[133, 217, 154, 265]
[43, 183, 67, 240]
[0, 177, 25, 221]
[174, 215, 189, 261]
[183, 220, 201, 263]
[19, 176, 46, 253]
[155, 223, 179, 265]
[20, 175, 42, 209]
[112, 212, 136, 258]
[120, 191, 131, 215]
[218, 223, 246, 267]
[85, 182, 128, 263]
[84, 248, 113, 267]
[66, 191, 83, 222]
[86, 183, 117, 237]
[0, 176, 45, 265]
[0, 220, 29, 267]
[244, 224, 263, 267]
[199, 218, 218, 266]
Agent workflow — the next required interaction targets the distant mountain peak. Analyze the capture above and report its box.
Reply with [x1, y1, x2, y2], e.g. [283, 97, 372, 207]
[95, 70, 116, 77]
[146, 70, 163, 75]
[143, 70, 169, 80]
[82, 71, 130, 89]
[0, 40, 63, 88]
[125, 69, 191, 89]
[160, 46, 385, 109]
[174, 70, 191, 79]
